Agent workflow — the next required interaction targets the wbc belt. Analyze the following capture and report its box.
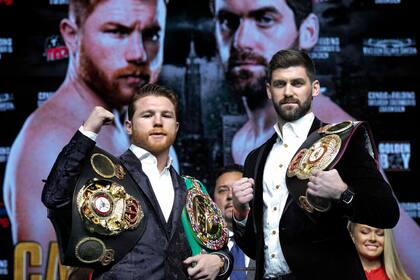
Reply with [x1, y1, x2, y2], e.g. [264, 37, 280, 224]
[286, 120, 377, 213]
[182, 176, 228, 255]
[55, 147, 147, 268]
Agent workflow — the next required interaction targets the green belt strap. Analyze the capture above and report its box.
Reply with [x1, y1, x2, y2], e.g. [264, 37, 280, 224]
[181, 176, 208, 255]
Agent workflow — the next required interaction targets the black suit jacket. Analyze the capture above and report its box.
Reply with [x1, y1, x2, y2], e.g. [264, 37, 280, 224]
[234, 118, 399, 280]
[42, 131, 232, 280]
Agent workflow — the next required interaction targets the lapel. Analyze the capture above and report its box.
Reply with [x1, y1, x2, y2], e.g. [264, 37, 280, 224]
[253, 134, 277, 233]
[282, 117, 324, 215]
[120, 149, 167, 232]
[168, 167, 187, 242]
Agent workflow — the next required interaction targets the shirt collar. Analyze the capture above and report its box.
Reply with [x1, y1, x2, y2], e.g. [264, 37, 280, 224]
[273, 112, 315, 142]
[129, 144, 173, 171]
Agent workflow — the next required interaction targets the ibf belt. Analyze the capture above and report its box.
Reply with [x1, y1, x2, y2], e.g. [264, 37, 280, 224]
[286, 120, 377, 213]
[58, 146, 147, 268]
[182, 176, 228, 255]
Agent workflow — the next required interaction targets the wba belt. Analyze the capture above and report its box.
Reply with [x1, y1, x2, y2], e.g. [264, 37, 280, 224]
[286, 120, 377, 213]
[54, 146, 147, 268]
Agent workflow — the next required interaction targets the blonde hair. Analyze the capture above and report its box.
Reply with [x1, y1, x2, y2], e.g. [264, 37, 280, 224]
[348, 222, 411, 280]
[383, 228, 411, 280]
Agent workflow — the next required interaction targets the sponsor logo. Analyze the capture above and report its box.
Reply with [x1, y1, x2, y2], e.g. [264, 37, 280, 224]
[37, 91, 54, 107]
[400, 203, 420, 219]
[367, 91, 416, 113]
[0, 146, 10, 163]
[378, 142, 410, 171]
[44, 35, 69, 61]
[375, 0, 400, 4]
[0, 259, 8, 276]
[363, 38, 417, 56]
[0, 37, 13, 60]
[310, 37, 341, 60]
[49, 0, 68, 4]
[0, 93, 15, 112]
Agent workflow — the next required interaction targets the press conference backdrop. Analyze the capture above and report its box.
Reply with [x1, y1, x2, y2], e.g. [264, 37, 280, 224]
[0, 0, 418, 279]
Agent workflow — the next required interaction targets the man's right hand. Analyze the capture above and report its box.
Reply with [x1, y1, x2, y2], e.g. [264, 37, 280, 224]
[83, 106, 115, 133]
[231, 178, 254, 220]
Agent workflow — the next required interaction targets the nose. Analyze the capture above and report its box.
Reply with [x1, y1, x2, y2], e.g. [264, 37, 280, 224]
[369, 232, 377, 241]
[153, 114, 163, 127]
[233, 19, 256, 51]
[126, 32, 147, 64]
[284, 83, 293, 97]
[227, 187, 233, 199]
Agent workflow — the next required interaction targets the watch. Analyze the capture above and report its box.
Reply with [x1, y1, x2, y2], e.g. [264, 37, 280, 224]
[211, 253, 228, 276]
[340, 188, 355, 204]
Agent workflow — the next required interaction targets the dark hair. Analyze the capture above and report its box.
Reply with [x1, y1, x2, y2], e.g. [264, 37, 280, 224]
[127, 83, 178, 120]
[215, 164, 244, 180]
[209, 164, 244, 198]
[209, 0, 313, 29]
[267, 49, 316, 83]
[69, 0, 169, 27]
[286, 0, 314, 28]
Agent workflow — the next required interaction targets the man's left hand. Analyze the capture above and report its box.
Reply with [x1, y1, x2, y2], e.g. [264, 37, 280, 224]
[183, 254, 222, 280]
[307, 169, 348, 199]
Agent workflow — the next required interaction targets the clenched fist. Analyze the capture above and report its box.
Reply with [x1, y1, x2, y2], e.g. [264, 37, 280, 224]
[231, 178, 254, 220]
[307, 169, 348, 200]
[83, 106, 115, 133]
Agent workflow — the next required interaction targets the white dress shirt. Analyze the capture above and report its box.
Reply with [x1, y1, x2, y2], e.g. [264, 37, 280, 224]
[129, 144, 174, 222]
[262, 112, 314, 277]
[79, 126, 175, 222]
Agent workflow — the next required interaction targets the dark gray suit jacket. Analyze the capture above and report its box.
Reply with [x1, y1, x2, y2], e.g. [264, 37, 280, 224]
[42, 131, 232, 280]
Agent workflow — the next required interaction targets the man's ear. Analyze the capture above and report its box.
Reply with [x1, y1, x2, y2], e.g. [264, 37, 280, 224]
[266, 83, 272, 100]
[312, 80, 320, 97]
[60, 18, 79, 55]
[125, 120, 133, 136]
[298, 13, 319, 50]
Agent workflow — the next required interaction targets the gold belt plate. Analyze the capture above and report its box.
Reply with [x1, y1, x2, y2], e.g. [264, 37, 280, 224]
[76, 179, 143, 236]
[185, 180, 228, 250]
[287, 134, 341, 180]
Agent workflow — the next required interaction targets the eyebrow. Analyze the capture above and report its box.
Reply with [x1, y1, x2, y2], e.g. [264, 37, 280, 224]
[217, 6, 281, 17]
[140, 109, 174, 114]
[249, 6, 282, 18]
[101, 21, 162, 31]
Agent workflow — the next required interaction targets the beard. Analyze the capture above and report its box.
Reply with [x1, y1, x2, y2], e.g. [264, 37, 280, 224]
[225, 49, 268, 111]
[79, 44, 151, 109]
[273, 94, 312, 122]
[131, 128, 177, 156]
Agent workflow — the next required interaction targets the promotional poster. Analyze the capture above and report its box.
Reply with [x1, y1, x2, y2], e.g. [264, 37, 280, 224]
[0, 0, 418, 279]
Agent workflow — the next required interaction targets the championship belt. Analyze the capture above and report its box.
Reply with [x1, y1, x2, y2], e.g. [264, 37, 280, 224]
[181, 176, 228, 255]
[56, 147, 147, 268]
[286, 120, 377, 213]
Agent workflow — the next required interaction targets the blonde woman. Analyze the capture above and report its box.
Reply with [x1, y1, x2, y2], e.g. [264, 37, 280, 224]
[348, 222, 411, 280]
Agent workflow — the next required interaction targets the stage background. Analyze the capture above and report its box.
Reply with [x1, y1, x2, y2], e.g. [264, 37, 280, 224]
[0, 0, 418, 279]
